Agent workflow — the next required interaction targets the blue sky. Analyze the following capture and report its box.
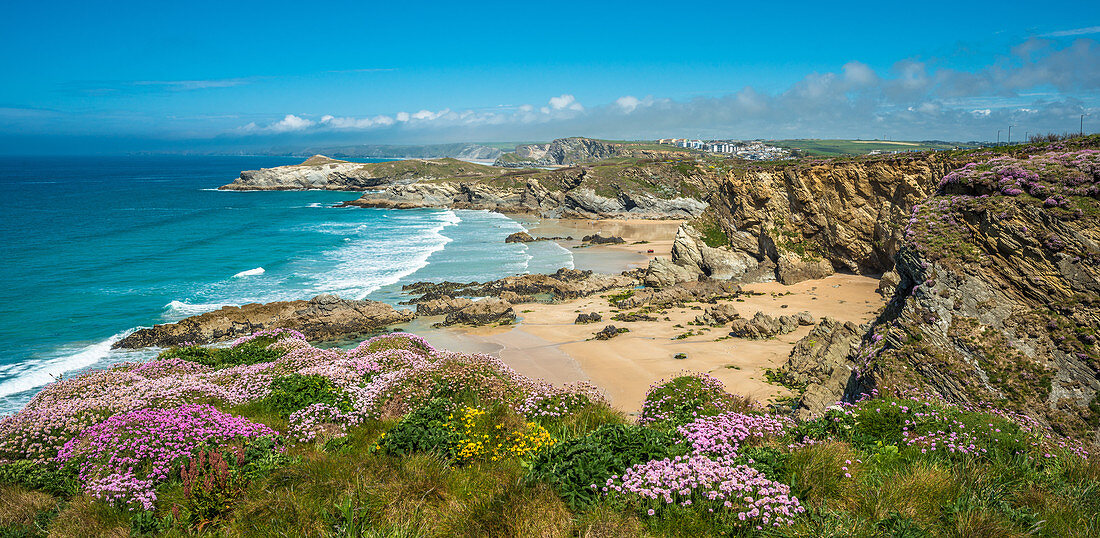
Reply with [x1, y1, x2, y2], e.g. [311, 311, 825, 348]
[1, 0, 1098, 153]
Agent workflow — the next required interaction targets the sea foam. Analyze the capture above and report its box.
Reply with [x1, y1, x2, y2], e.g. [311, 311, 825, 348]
[232, 267, 265, 278]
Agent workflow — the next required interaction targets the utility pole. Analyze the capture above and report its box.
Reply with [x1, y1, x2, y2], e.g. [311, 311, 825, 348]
[1008, 125, 1014, 144]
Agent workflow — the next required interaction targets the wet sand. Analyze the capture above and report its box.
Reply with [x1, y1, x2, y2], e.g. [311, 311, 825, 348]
[508, 215, 683, 273]
[405, 216, 885, 415]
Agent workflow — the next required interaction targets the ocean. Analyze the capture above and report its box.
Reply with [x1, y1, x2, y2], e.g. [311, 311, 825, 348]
[0, 155, 574, 416]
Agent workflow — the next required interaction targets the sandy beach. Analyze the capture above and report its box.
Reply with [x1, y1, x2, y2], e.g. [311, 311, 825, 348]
[408, 217, 885, 415]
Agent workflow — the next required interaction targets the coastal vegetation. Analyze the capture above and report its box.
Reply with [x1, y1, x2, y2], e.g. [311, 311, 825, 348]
[1, 330, 1097, 537]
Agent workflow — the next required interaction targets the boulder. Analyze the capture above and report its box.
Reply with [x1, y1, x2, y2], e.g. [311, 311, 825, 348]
[505, 231, 537, 243]
[594, 325, 627, 340]
[776, 253, 835, 285]
[582, 233, 626, 245]
[416, 296, 474, 316]
[727, 311, 801, 340]
[441, 298, 516, 326]
[693, 303, 741, 326]
[575, 312, 603, 324]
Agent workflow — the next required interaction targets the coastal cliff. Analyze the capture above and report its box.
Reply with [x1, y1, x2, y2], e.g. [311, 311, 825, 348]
[646, 153, 959, 285]
[342, 160, 710, 219]
[219, 155, 499, 191]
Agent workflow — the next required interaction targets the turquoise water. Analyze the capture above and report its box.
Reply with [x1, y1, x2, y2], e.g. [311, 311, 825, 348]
[0, 156, 573, 416]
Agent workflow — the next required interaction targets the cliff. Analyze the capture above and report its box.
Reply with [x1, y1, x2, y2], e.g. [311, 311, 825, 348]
[495, 137, 622, 166]
[342, 159, 710, 219]
[852, 145, 1100, 438]
[219, 156, 500, 191]
[646, 153, 960, 286]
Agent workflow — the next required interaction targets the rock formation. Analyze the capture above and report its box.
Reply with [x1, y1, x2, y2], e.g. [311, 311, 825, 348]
[113, 294, 415, 348]
[574, 312, 603, 324]
[440, 298, 516, 326]
[220, 156, 499, 191]
[405, 268, 638, 304]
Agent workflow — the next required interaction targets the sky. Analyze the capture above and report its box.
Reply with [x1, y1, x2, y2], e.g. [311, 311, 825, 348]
[1, 0, 1098, 154]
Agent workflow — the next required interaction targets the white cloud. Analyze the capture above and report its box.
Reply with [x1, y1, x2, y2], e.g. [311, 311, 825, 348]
[548, 94, 583, 111]
[1041, 26, 1100, 38]
[229, 39, 1100, 142]
[615, 95, 642, 113]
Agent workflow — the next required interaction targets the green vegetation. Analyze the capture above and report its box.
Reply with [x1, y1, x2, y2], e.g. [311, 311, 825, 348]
[769, 139, 973, 157]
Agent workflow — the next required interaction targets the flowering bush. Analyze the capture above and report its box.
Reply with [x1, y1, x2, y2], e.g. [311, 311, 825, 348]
[517, 382, 607, 419]
[638, 373, 753, 426]
[603, 454, 805, 530]
[287, 403, 363, 444]
[448, 405, 554, 463]
[678, 412, 793, 457]
[526, 424, 683, 509]
[54, 404, 277, 510]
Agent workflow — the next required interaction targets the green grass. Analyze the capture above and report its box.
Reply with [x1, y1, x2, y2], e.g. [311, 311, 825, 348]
[769, 139, 976, 157]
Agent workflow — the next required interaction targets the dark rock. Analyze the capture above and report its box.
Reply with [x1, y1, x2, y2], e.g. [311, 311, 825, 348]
[594, 325, 627, 340]
[779, 318, 864, 419]
[505, 231, 537, 243]
[575, 312, 603, 324]
[416, 296, 473, 316]
[582, 233, 626, 245]
[440, 298, 515, 326]
[694, 303, 741, 326]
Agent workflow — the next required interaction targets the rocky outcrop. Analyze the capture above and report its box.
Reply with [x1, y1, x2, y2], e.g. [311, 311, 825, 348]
[505, 232, 537, 243]
[220, 156, 499, 191]
[441, 298, 515, 326]
[113, 294, 415, 348]
[693, 303, 741, 326]
[495, 138, 622, 167]
[405, 268, 638, 304]
[582, 234, 625, 245]
[780, 318, 865, 419]
[415, 296, 473, 316]
[842, 145, 1100, 439]
[344, 178, 706, 220]
[727, 311, 813, 340]
[575, 312, 603, 324]
[593, 325, 628, 340]
[645, 225, 759, 287]
[644, 153, 960, 285]
[776, 253, 835, 285]
[616, 280, 741, 309]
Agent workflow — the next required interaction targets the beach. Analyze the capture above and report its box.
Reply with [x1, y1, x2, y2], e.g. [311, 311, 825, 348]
[409, 218, 885, 415]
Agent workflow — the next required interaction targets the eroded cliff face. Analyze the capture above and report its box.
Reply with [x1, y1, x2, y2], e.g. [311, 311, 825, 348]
[844, 148, 1100, 438]
[343, 162, 709, 219]
[649, 154, 958, 285]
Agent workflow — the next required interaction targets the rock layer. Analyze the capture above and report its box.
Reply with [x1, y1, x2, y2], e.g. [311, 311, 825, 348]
[113, 294, 415, 348]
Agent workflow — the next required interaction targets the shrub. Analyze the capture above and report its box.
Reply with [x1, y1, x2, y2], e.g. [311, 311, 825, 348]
[603, 454, 805, 530]
[264, 374, 352, 417]
[54, 404, 278, 511]
[526, 424, 684, 509]
[638, 374, 753, 427]
[158, 337, 285, 369]
[448, 405, 554, 464]
[0, 460, 80, 497]
[374, 398, 457, 458]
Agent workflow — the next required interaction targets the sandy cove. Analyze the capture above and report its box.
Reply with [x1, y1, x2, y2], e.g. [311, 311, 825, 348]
[406, 218, 885, 415]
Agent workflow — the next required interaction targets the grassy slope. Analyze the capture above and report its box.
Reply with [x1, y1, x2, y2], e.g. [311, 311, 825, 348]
[770, 139, 977, 157]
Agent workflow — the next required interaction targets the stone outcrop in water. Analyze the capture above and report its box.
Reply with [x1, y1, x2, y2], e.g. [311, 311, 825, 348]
[113, 294, 415, 348]
[220, 156, 499, 191]
[405, 268, 638, 304]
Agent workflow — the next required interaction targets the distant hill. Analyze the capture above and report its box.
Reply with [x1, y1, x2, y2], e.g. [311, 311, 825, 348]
[275, 143, 503, 161]
[769, 139, 979, 157]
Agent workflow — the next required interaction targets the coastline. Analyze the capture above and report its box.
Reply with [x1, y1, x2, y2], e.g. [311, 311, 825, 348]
[405, 215, 885, 414]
